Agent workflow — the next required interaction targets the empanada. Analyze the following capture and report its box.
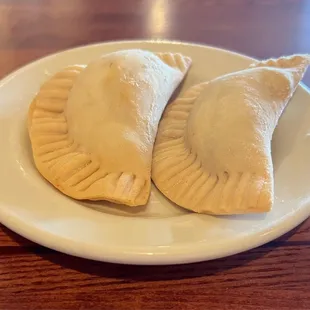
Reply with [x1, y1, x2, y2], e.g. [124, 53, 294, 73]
[28, 49, 191, 206]
[152, 54, 310, 214]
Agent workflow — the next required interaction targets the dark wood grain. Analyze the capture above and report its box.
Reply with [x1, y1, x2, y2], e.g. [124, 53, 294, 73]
[0, 0, 310, 84]
[0, 243, 310, 310]
[0, 0, 310, 309]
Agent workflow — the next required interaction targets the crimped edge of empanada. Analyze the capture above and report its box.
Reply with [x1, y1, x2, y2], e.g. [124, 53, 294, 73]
[156, 52, 192, 73]
[153, 54, 310, 214]
[152, 81, 272, 215]
[28, 65, 150, 206]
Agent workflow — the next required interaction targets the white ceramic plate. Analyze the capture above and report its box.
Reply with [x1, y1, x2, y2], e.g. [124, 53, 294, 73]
[0, 40, 309, 265]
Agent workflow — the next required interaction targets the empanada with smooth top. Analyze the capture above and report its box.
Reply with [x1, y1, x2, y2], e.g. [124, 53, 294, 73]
[152, 54, 310, 214]
[28, 49, 191, 206]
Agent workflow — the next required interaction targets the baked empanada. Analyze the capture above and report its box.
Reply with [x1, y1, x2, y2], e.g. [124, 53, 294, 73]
[28, 49, 191, 206]
[152, 54, 310, 214]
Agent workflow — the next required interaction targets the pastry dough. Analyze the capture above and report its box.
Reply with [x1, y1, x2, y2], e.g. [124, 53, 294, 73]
[152, 54, 310, 214]
[28, 49, 191, 206]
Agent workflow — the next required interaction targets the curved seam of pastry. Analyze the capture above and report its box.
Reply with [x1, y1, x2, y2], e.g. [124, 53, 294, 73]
[37, 137, 74, 157]
[166, 99, 194, 110]
[153, 145, 188, 161]
[35, 103, 66, 113]
[154, 150, 189, 177]
[32, 112, 66, 120]
[167, 53, 179, 68]
[65, 69, 84, 75]
[186, 172, 210, 203]
[40, 144, 77, 163]
[154, 137, 184, 151]
[249, 174, 266, 210]
[235, 172, 247, 210]
[169, 151, 198, 181]
[32, 118, 67, 125]
[31, 115, 66, 125]
[30, 66, 91, 197]
[160, 53, 173, 68]
[167, 102, 194, 111]
[61, 159, 93, 182]
[182, 83, 208, 98]
[234, 172, 250, 210]
[160, 120, 187, 128]
[37, 131, 74, 158]
[31, 124, 68, 135]
[35, 99, 66, 107]
[48, 151, 80, 170]
[127, 174, 137, 198]
[158, 149, 192, 182]
[164, 151, 197, 184]
[165, 111, 190, 120]
[135, 179, 148, 201]
[115, 173, 134, 197]
[154, 149, 189, 173]
[153, 142, 186, 157]
[195, 174, 220, 211]
[114, 172, 127, 194]
[39, 90, 70, 100]
[59, 68, 85, 76]
[239, 173, 254, 210]
[36, 98, 66, 105]
[78, 170, 144, 198]
[32, 107, 62, 115]
[44, 79, 75, 87]
[175, 54, 185, 72]
[163, 154, 198, 195]
[174, 159, 203, 200]
[250, 175, 265, 210]
[33, 131, 68, 137]
[168, 99, 194, 107]
[43, 148, 75, 168]
[159, 118, 186, 127]
[35, 136, 68, 147]
[65, 161, 100, 188]
[36, 140, 70, 156]
[111, 172, 123, 194]
[160, 129, 186, 138]
[255, 177, 266, 210]
[41, 85, 72, 92]
[47, 77, 76, 82]
[32, 108, 64, 115]
[167, 106, 193, 114]
[184, 147, 216, 208]
[153, 83, 206, 204]
[161, 118, 189, 128]
[217, 172, 229, 213]
[220, 172, 240, 213]
[31, 75, 77, 151]
[32, 133, 68, 144]
[74, 166, 103, 191]
[60, 65, 84, 72]
[154, 142, 184, 154]
[159, 127, 187, 137]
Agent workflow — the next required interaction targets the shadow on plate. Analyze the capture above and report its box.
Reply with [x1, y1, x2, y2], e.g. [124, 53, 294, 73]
[80, 200, 148, 216]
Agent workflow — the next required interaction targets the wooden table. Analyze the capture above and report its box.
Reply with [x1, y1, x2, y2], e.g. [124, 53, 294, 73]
[0, 0, 310, 309]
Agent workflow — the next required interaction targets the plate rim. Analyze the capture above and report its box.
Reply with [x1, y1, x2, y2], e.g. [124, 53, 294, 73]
[0, 39, 309, 265]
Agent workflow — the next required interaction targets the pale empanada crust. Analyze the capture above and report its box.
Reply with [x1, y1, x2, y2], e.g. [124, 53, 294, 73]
[28, 50, 191, 206]
[152, 54, 310, 215]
